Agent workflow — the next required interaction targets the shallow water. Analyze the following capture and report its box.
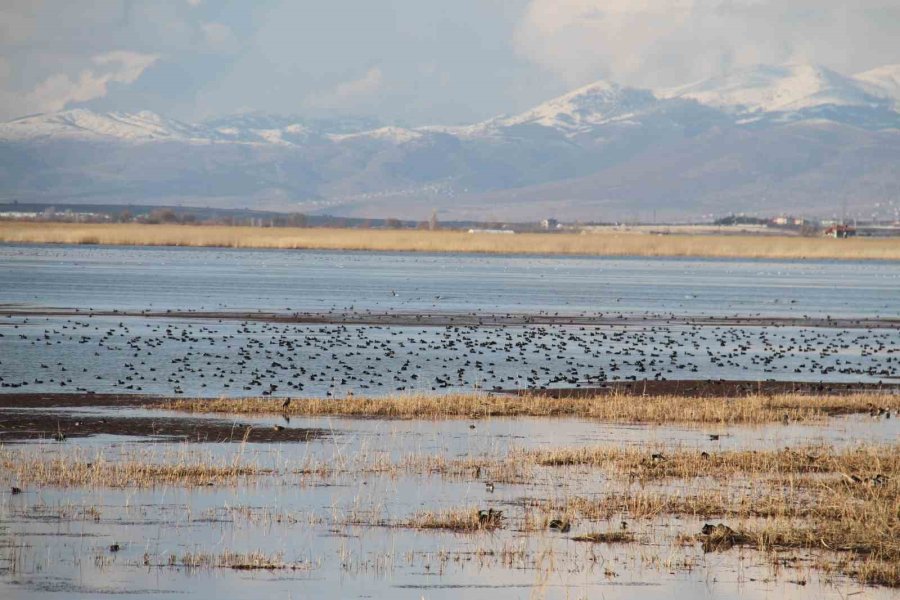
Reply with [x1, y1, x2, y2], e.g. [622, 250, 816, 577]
[1, 410, 897, 599]
[1, 244, 898, 317]
[1, 244, 898, 598]
[1, 315, 897, 396]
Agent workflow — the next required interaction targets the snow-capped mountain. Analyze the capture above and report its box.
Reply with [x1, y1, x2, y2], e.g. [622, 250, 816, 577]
[854, 64, 900, 106]
[1, 62, 899, 220]
[491, 81, 657, 132]
[660, 63, 893, 115]
[0, 109, 210, 142]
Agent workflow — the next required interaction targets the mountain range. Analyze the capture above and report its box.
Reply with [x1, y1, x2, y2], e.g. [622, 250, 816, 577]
[2, 62, 899, 221]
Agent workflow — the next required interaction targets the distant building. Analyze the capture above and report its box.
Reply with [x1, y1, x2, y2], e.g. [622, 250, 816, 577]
[824, 224, 856, 238]
[468, 228, 514, 235]
[540, 218, 559, 230]
[772, 215, 812, 227]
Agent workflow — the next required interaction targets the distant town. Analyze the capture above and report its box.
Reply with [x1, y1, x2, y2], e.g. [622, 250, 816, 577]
[1, 202, 899, 238]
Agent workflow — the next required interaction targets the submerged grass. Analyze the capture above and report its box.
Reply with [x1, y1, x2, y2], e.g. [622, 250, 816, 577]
[176, 551, 315, 571]
[3, 222, 899, 260]
[2, 433, 896, 585]
[164, 392, 899, 424]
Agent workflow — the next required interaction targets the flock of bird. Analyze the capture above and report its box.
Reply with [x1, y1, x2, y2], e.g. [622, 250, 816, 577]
[1, 312, 896, 397]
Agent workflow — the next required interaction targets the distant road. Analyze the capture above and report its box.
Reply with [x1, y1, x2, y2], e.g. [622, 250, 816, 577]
[1, 222, 899, 261]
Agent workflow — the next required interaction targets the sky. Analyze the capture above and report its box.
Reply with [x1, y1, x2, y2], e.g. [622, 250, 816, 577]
[1, 0, 899, 124]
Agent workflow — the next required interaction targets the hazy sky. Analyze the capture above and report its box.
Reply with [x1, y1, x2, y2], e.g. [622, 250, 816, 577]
[1, 0, 899, 124]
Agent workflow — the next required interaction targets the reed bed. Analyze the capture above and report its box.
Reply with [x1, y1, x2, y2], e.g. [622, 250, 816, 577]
[571, 531, 634, 544]
[539, 449, 899, 586]
[401, 508, 503, 531]
[526, 444, 900, 481]
[0, 447, 269, 488]
[176, 551, 314, 571]
[164, 392, 899, 424]
[3, 222, 899, 260]
[2, 440, 896, 583]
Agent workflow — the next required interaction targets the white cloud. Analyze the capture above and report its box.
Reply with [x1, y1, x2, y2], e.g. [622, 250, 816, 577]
[201, 22, 238, 53]
[19, 51, 159, 116]
[306, 67, 384, 109]
[514, 0, 900, 88]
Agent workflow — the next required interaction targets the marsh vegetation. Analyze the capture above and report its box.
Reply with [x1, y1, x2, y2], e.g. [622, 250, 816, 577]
[3, 222, 899, 260]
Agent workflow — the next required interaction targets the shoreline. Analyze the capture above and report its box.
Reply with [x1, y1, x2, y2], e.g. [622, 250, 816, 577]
[3, 307, 898, 330]
[1, 383, 897, 442]
[2, 222, 899, 261]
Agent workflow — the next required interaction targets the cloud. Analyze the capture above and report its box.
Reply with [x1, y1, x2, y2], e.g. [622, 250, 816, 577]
[306, 67, 384, 109]
[201, 22, 238, 53]
[20, 51, 158, 115]
[514, 0, 900, 88]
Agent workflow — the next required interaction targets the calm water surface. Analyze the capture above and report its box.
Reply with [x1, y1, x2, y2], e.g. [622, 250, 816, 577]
[0, 244, 897, 317]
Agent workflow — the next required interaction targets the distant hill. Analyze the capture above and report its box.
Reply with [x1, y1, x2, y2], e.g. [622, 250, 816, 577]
[2, 62, 899, 221]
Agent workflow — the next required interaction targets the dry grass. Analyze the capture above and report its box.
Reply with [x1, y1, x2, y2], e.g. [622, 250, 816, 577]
[176, 551, 314, 571]
[164, 392, 899, 424]
[1, 437, 896, 584]
[0, 447, 268, 487]
[571, 531, 634, 544]
[402, 507, 503, 531]
[527, 444, 900, 481]
[2, 222, 899, 260]
[536, 444, 900, 586]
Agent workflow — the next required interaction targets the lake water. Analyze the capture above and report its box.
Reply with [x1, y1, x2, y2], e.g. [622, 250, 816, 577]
[1, 244, 897, 317]
[1, 243, 898, 599]
[1, 245, 898, 396]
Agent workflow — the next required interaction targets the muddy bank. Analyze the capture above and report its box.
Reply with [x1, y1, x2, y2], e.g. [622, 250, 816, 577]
[0, 396, 327, 443]
[2, 307, 898, 329]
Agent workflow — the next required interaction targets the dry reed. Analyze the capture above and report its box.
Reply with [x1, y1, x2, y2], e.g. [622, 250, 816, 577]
[2, 222, 899, 260]
[526, 444, 900, 481]
[571, 531, 634, 544]
[164, 392, 899, 424]
[401, 507, 504, 531]
[177, 551, 314, 571]
[0, 447, 268, 488]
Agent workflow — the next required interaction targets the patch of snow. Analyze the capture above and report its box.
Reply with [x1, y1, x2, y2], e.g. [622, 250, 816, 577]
[493, 81, 656, 133]
[854, 64, 900, 106]
[329, 126, 423, 144]
[660, 63, 890, 114]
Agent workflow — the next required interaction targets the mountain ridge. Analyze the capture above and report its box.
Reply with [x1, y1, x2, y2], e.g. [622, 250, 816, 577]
[1, 61, 898, 221]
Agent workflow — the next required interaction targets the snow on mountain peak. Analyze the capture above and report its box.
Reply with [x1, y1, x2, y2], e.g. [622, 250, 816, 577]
[2, 62, 899, 146]
[660, 63, 891, 114]
[496, 80, 656, 132]
[854, 64, 900, 105]
[0, 109, 206, 142]
[329, 126, 423, 144]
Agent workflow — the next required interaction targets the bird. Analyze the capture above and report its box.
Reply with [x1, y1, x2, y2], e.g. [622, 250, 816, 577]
[548, 519, 571, 532]
[281, 398, 291, 410]
[10, 486, 22, 495]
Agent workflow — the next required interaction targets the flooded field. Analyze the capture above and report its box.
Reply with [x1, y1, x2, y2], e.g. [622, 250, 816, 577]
[1, 244, 898, 598]
[1, 397, 897, 599]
